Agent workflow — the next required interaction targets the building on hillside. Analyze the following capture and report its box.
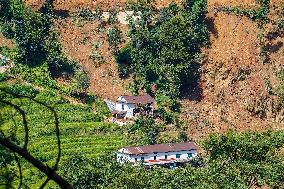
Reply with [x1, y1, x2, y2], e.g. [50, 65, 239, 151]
[117, 142, 198, 167]
[0, 54, 11, 66]
[110, 94, 156, 119]
[0, 54, 13, 73]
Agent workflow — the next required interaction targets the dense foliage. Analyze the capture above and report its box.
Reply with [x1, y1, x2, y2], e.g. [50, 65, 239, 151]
[127, 116, 162, 145]
[0, 0, 52, 66]
[60, 130, 284, 189]
[117, 0, 208, 99]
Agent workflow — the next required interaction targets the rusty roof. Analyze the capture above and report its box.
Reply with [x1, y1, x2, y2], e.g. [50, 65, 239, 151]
[121, 142, 197, 155]
[120, 94, 155, 104]
[111, 110, 127, 115]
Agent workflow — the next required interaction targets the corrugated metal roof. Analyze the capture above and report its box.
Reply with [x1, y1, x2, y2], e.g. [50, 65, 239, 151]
[111, 110, 127, 115]
[119, 94, 155, 104]
[123, 142, 197, 155]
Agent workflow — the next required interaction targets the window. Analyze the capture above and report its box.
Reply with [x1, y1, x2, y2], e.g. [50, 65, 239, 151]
[176, 154, 181, 158]
[122, 104, 125, 110]
[141, 157, 144, 162]
[165, 155, 168, 159]
[188, 153, 193, 158]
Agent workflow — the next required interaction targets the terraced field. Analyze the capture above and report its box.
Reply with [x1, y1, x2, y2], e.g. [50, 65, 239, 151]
[0, 87, 126, 187]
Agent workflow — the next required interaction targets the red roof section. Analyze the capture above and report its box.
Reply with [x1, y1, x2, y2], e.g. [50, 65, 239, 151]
[120, 94, 155, 104]
[111, 110, 127, 115]
[123, 142, 197, 155]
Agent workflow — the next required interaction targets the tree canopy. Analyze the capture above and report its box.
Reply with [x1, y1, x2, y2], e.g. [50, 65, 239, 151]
[117, 0, 208, 99]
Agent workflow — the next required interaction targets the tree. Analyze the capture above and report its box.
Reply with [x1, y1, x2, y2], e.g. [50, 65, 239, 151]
[0, 0, 53, 66]
[117, 0, 208, 99]
[128, 116, 161, 145]
[107, 26, 122, 55]
[202, 130, 284, 188]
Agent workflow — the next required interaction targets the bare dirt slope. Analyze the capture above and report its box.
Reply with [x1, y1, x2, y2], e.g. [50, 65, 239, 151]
[20, 0, 284, 140]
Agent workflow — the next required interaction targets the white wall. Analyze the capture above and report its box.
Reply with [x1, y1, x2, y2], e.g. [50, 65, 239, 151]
[115, 97, 135, 118]
[125, 104, 135, 118]
[117, 150, 198, 164]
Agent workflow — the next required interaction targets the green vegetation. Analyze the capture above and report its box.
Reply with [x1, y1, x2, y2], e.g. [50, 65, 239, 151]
[0, 82, 126, 188]
[90, 40, 104, 67]
[127, 116, 162, 145]
[0, 0, 93, 103]
[0, 0, 52, 66]
[1, 81, 284, 188]
[107, 26, 122, 55]
[1, 0, 284, 188]
[94, 99, 111, 119]
[117, 0, 208, 99]
[59, 130, 284, 188]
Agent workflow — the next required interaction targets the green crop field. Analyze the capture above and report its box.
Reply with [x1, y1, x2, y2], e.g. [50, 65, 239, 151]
[0, 85, 127, 187]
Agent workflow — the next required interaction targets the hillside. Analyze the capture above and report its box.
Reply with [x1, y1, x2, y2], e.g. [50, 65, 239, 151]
[1, 0, 284, 188]
[22, 0, 284, 141]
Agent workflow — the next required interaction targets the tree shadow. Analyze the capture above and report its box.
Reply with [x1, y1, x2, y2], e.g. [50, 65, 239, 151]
[267, 41, 283, 53]
[266, 30, 284, 41]
[180, 62, 203, 102]
[53, 9, 70, 19]
[205, 17, 219, 39]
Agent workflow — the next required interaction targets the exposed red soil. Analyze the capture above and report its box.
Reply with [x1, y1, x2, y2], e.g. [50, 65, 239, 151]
[56, 18, 132, 101]
[0, 33, 14, 48]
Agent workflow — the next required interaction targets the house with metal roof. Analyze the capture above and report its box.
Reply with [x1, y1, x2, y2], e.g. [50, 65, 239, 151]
[117, 142, 198, 166]
[111, 94, 156, 119]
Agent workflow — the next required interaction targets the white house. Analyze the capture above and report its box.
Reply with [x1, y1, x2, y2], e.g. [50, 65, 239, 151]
[117, 142, 198, 166]
[111, 94, 155, 119]
[0, 54, 10, 64]
[0, 54, 13, 73]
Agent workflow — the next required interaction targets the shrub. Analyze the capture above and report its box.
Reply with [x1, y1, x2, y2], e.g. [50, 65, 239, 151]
[107, 9, 118, 25]
[107, 26, 122, 54]
[94, 99, 111, 118]
[0, 73, 8, 82]
[128, 116, 162, 145]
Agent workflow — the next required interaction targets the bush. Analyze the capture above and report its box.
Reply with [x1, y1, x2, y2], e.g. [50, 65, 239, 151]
[94, 99, 111, 118]
[0, 73, 8, 82]
[68, 68, 90, 95]
[128, 116, 162, 145]
[107, 26, 122, 54]
[156, 108, 174, 124]
[116, 45, 132, 78]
